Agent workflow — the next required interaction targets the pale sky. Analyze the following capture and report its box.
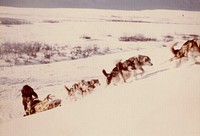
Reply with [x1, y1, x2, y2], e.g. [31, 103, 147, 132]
[0, 0, 200, 11]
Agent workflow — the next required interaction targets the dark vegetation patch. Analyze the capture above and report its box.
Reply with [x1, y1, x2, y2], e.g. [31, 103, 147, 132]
[0, 42, 110, 66]
[182, 34, 200, 40]
[80, 35, 99, 41]
[108, 19, 151, 24]
[81, 35, 91, 40]
[176, 34, 200, 40]
[0, 17, 31, 26]
[0, 42, 54, 65]
[119, 35, 157, 42]
[163, 35, 174, 42]
[70, 45, 103, 59]
[43, 20, 59, 23]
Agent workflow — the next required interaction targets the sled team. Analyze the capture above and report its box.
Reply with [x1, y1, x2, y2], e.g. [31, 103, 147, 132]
[21, 39, 200, 116]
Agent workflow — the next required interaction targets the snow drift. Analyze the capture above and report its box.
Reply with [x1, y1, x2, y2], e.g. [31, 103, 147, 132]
[1, 61, 200, 136]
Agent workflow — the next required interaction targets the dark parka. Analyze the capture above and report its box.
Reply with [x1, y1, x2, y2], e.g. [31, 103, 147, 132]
[21, 85, 38, 111]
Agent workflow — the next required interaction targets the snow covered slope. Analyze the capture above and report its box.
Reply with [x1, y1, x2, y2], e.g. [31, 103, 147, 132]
[1, 53, 200, 136]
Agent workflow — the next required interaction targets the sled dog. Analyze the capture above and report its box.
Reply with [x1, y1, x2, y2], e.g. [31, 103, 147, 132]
[170, 39, 200, 66]
[64, 79, 100, 97]
[102, 55, 153, 85]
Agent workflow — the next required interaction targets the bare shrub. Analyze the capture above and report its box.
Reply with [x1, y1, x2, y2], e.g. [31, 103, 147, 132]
[1, 42, 42, 57]
[41, 44, 53, 59]
[81, 35, 91, 40]
[70, 46, 82, 59]
[182, 34, 200, 40]
[0, 17, 31, 25]
[103, 47, 111, 53]
[163, 35, 174, 42]
[0, 42, 112, 66]
[0, 42, 53, 65]
[110, 19, 151, 24]
[70, 45, 101, 60]
[43, 20, 59, 23]
[119, 35, 157, 42]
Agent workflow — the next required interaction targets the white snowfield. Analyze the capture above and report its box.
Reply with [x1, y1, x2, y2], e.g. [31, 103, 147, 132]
[0, 7, 200, 136]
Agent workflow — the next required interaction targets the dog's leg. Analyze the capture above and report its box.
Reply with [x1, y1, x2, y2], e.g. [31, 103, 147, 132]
[190, 55, 197, 64]
[80, 88, 86, 97]
[139, 67, 144, 76]
[175, 58, 182, 68]
[188, 51, 198, 64]
[169, 56, 180, 62]
[133, 70, 138, 80]
[81, 90, 84, 97]
[119, 72, 126, 83]
[116, 62, 126, 83]
[169, 57, 181, 67]
[107, 76, 112, 85]
[169, 57, 175, 62]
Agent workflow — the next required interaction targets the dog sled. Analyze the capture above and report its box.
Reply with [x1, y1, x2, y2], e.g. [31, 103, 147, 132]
[24, 94, 61, 116]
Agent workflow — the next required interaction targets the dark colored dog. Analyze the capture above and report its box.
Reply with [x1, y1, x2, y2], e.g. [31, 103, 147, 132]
[64, 79, 100, 98]
[85, 79, 100, 93]
[170, 39, 200, 66]
[102, 55, 153, 85]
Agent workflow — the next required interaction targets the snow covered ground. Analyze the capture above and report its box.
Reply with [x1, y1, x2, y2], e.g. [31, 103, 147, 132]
[0, 7, 200, 136]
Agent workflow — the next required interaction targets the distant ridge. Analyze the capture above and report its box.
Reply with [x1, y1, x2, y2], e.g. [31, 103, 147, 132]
[0, 0, 200, 11]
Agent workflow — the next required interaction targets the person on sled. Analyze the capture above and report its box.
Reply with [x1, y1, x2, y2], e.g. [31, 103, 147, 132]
[21, 85, 38, 115]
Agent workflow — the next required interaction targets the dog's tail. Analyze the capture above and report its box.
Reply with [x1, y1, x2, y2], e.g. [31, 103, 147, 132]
[102, 69, 112, 85]
[170, 42, 178, 55]
[64, 85, 70, 92]
[102, 69, 109, 77]
[169, 42, 179, 62]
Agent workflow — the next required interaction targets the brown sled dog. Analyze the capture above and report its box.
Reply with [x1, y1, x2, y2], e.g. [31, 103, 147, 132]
[64, 79, 100, 97]
[170, 39, 200, 66]
[102, 55, 153, 85]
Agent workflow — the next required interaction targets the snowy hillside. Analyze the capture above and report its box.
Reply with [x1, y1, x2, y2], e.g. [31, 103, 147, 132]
[1, 53, 200, 136]
[0, 7, 200, 136]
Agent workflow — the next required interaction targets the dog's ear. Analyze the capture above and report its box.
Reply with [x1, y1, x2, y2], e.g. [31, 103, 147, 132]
[137, 55, 143, 62]
[94, 79, 99, 84]
[114, 59, 122, 65]
[143, 56, 149, 62]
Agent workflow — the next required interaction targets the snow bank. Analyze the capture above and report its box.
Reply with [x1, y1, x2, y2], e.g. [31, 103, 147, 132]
[1, 63, 200, 136]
